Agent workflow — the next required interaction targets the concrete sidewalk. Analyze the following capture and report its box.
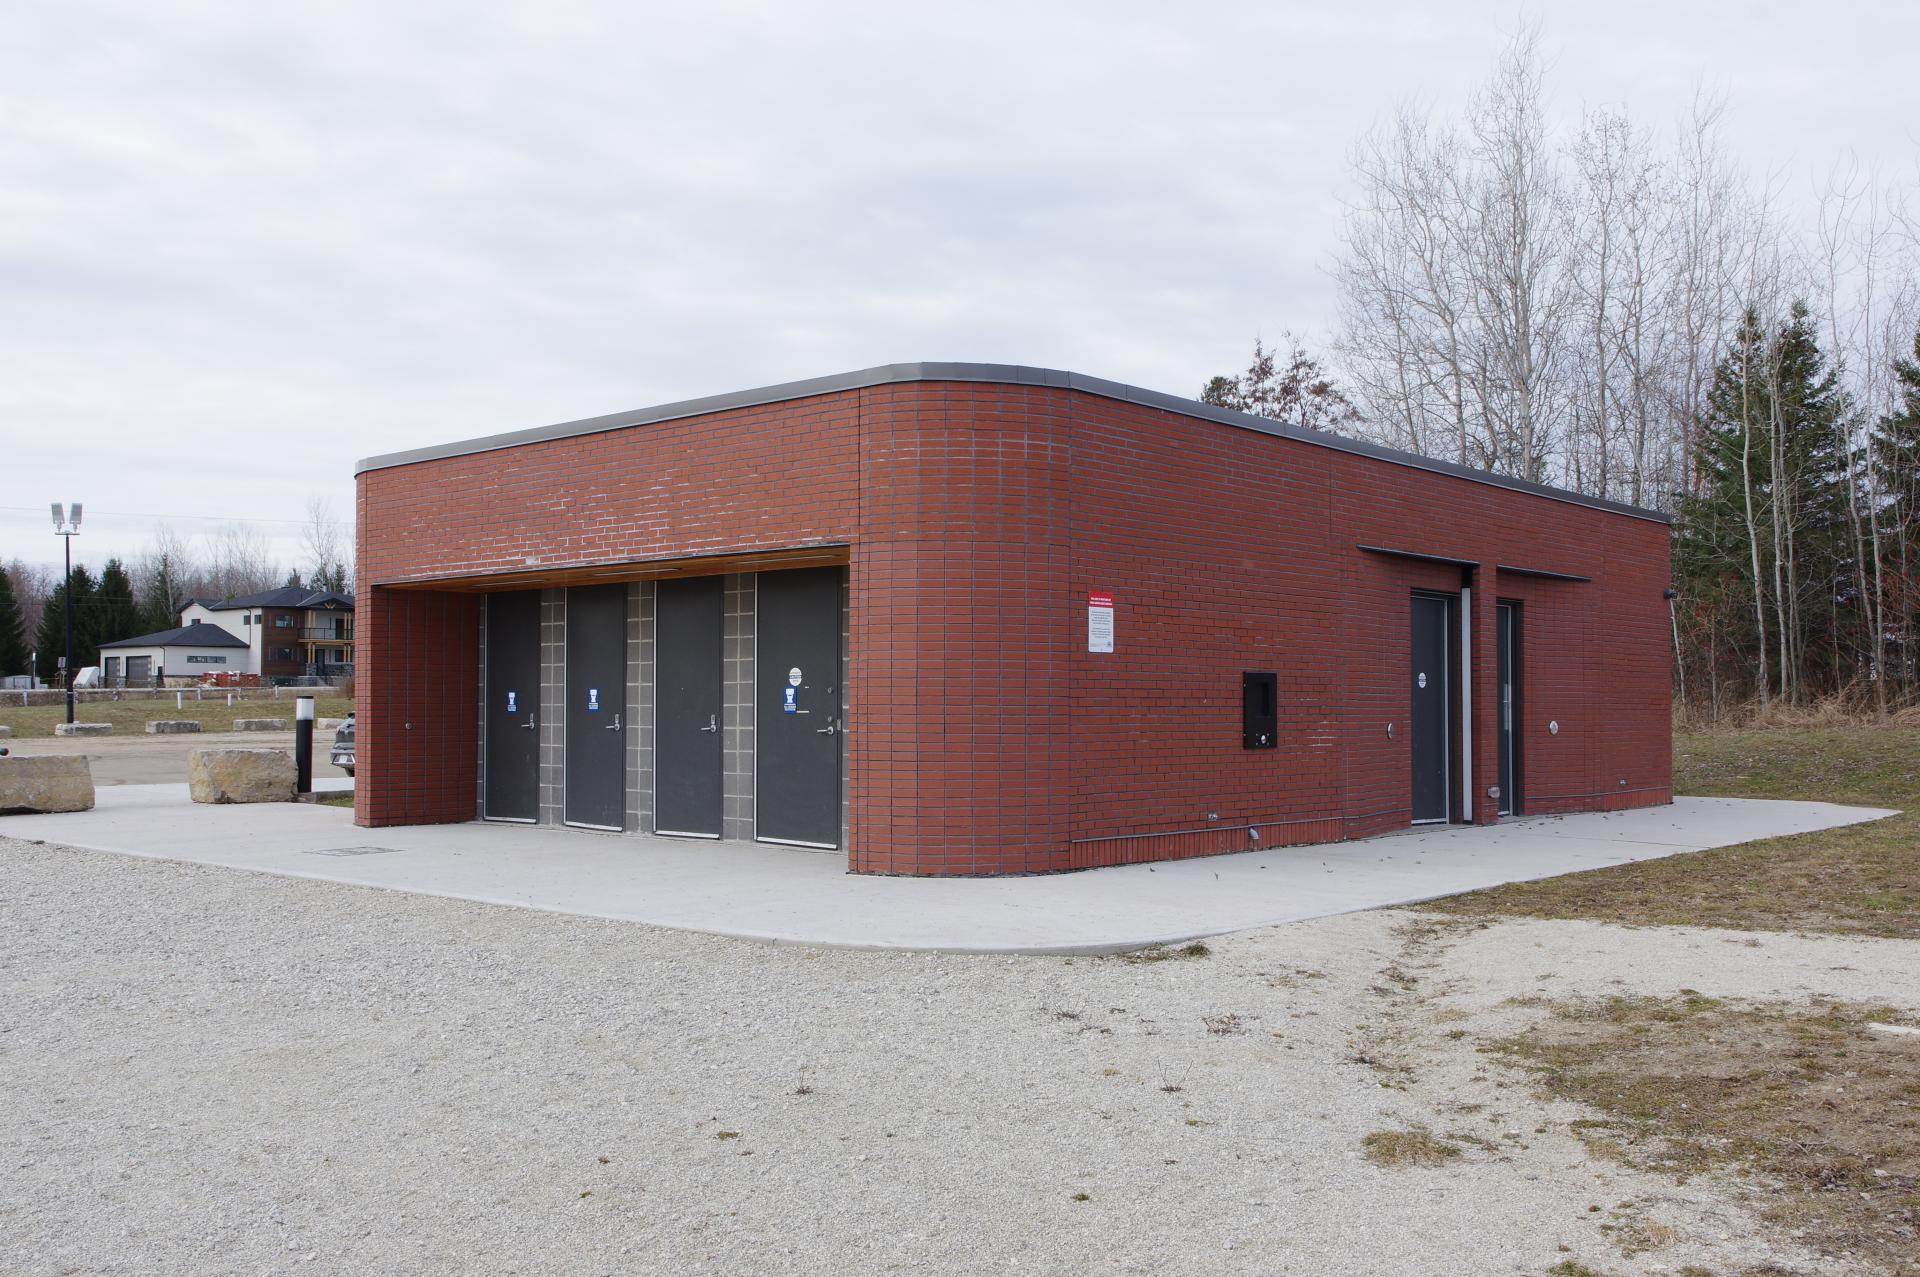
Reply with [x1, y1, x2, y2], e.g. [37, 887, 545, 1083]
[0, 789, 1895, 952]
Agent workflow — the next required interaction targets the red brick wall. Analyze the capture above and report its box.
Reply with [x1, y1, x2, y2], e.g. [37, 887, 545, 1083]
[355, 379, 1671, 872]
[351, 585, 478, 827]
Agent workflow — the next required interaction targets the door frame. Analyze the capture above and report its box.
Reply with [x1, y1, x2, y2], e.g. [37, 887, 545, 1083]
[651, 575, 725, 839]
[482, 591, 541, 825]
[752, 569, 844, 850]
[1496, 599, 1522, 817]
[1409, 589, 1457, 826]
[563, 584, 628, 833]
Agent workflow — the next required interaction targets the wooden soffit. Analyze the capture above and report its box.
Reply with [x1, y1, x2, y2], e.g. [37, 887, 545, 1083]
[373, 544, 851, 593]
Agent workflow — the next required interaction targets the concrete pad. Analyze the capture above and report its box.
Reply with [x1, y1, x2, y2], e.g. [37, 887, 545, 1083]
[0, 793, 1894, 953]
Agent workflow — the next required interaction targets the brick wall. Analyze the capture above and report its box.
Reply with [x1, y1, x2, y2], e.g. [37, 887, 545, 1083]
[355, 379, 1671, 872]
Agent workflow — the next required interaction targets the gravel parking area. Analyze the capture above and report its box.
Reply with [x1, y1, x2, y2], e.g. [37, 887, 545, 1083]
[6, 835, 1915, 1276]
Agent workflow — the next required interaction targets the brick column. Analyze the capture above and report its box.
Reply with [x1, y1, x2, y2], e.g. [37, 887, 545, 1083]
[1470, 572, 1501, 823]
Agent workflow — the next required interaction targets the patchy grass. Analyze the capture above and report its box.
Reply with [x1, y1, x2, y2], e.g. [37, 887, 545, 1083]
[0, 696, 352, 737]
[1495, 994, 1920, 1274]
[1360, 1127, 1462, 1168]
[315, 793, 355, 808]
[1423, 725, 1917, 938]
[1117, 941, 1212, 964]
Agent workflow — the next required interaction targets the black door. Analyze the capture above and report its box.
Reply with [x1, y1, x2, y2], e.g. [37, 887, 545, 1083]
[654, 576, 724, 837]
[756, 568, 842, 847]
[565, 584, 627, 830]
[485, 590, 542, 822]
[1497, 602, 1519, 816]
[1410, 593, 1451, 824]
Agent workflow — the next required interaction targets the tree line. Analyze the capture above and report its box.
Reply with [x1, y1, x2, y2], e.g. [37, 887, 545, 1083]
[1207, 26, 1920, 717]
[0, 500, 352, 682]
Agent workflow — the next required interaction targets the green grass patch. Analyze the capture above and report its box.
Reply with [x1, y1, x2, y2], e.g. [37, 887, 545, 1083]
[0, 696, 352, 737]
[1423, 724, 1917, 938]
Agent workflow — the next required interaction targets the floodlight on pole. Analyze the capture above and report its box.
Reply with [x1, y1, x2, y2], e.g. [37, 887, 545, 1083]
[51, 501, 81, 722]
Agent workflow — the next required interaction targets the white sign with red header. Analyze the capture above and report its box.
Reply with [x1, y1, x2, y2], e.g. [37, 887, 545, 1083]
[1087, 591, 1115, 653]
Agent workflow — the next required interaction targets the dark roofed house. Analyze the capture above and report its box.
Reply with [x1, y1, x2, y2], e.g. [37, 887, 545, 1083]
[99, 621, 249, 687]
[176, 588, 355, 682]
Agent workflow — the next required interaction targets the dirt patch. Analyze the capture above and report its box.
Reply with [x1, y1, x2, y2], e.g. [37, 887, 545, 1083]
[1360, 1127, 1462, 1168]
[1494, 994, 1920, 1275]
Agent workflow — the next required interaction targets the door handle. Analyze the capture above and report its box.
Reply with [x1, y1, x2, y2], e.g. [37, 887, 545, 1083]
[606, 713, 622, 732]
[699, 714, 719, 733]
[521, 715, 537, 730]
[815, 721, 837, 736]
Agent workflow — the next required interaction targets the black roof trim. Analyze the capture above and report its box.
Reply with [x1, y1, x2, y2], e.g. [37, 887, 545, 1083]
[1496, 564, 1593, 583]
[100, 621, 249, 650]
[206, 587, 355, 611]
[1358, 545, 1480, 569]
[354, 362, 1672, 524]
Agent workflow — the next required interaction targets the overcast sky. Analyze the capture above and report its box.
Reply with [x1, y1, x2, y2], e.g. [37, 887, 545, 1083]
[4, 0, 1916, 574]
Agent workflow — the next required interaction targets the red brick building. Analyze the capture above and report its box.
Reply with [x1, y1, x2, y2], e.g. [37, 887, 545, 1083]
[353, 364, 1672, 875]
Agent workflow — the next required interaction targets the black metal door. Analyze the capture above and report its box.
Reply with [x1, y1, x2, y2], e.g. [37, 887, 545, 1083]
[484, 590, 542, 822]
[565, 584, 627, 830]
[756, 568, 842, 847]
[654, 576, 724, 837]
[1410, 593, 1451, 824]
[125, 656, 149, 687]
[1497, 602, 1518, 816]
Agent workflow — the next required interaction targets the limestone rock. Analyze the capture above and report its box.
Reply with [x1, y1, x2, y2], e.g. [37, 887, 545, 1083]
[53, 722, 111, 737]
[0, 755, 96, 815]
[232, 718, 289, 732]
[146, 720, 204, 734]
[188, 748, 295, 804]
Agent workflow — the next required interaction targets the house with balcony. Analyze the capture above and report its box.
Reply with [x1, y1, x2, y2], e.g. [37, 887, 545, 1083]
[176, 587, 355, 682]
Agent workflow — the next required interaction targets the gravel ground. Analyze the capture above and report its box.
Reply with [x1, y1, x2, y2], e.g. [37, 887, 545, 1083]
[5, 835, 1916, 1277]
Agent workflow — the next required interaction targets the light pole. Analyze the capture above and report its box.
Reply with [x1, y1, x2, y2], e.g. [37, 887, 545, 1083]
[51, 503, 82, 724]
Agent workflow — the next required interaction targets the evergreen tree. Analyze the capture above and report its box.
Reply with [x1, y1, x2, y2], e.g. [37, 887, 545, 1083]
[34, 565, 99, 683]
[94, 559, 144, 646]
[1873, 325, 1920, 686]
[1675, 303, 1857, 700]
[0, 568, 28, 677]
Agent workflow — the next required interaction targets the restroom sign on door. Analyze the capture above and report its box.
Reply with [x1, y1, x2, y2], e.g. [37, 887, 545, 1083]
[1087, 592, 1114, 653]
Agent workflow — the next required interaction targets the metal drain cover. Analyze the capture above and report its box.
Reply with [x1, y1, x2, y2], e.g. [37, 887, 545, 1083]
[306, 845, 404, 857]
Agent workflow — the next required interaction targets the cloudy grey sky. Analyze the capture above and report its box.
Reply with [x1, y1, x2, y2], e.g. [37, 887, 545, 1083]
[4, 0, 1916, 572]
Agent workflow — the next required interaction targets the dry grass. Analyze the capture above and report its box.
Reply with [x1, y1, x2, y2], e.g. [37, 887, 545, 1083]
[1117, 941, 1212, 964]
[1496, 995, 1920, 1275]
[1423, 724, 1918, 938]
[0, 696, 352, 737]
[1359, 1127, 1462, 1168]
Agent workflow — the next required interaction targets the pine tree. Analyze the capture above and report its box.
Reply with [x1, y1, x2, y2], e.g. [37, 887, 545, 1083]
[1675, 303, 1857, 701]
[0, 568, 28, 677]
[1873, 325, 1920, 689]
[94, 559, 144, 646]
[34, 565, 99, 683]
[1201, 335, 1357, 432]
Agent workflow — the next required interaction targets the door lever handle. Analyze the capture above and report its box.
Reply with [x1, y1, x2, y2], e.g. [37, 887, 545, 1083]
[606, 713, 622, 732]
[521, 715, 537, 730]
[699, 714, 719, 733]
[815, 721, 837, 736]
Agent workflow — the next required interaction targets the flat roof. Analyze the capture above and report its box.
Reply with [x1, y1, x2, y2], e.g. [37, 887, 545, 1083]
[354, 362, 1670, 524]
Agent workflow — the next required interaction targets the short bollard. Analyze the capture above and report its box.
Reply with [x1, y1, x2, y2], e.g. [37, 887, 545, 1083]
[294, 696, 315, 796]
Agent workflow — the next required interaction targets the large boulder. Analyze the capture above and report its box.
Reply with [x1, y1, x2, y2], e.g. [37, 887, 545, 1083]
[0, 755, 96, 815]
[188, 748, 295, 804]
[53, 722, 111, 737]
[0, 725, 13, 738]
[146, 720, 203, 734]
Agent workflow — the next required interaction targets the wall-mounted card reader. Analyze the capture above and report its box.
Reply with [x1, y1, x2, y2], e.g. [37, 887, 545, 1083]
[1243, 671, 1277, 749]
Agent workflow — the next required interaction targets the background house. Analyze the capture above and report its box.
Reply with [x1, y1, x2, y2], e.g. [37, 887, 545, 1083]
[99, 621, 249, 686]
[185, 587, 354, 681]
